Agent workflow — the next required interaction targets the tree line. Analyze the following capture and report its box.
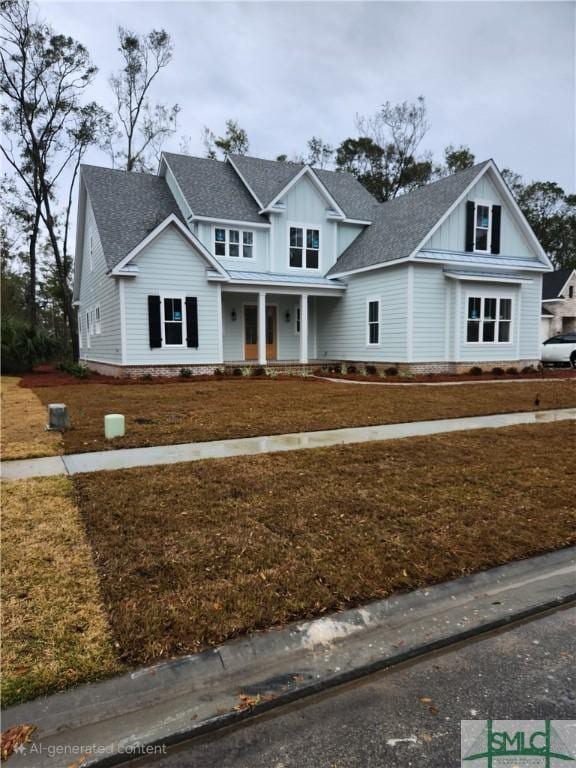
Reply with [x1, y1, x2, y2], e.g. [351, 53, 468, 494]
[1, 0, 574, 368]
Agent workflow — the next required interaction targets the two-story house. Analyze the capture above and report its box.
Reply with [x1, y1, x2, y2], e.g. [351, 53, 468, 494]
[541, 267, 576, 341]
[73, 153, 552, 376]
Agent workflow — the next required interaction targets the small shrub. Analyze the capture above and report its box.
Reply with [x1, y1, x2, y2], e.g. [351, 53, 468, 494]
[469, 366, 483, 376]
[399, 370, 414, 379]
[179, 368, 192, 378]
[232, 367, 243, 376]
[213, 368, 224, 377]
[366, 365, 378, 376]
[266, 367, 279, 378]
[252, 366, 266, 377]
[385, 366, 398, 376]
[339, 362, 347, 375]
[59, 361, 88, 378]
[346, 365, 357, 374]
[240, 367, 252, 377]
[521, 365, 536, 374]
[140, 373, 152, 381]
[506, 367, 519, 375]
[491, 367, 505, 376]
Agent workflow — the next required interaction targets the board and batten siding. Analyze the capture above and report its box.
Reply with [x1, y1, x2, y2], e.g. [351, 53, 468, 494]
[122, 225, 221, 365]
[270, 176, 338, 275]
[425, 174, 540, 260]
[221, 292, 316, 361]
[317, 266, 409, 361]
[78, 196, 122, 363]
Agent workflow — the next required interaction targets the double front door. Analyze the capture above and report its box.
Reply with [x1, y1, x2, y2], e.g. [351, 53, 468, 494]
[244, 305, 277, 360]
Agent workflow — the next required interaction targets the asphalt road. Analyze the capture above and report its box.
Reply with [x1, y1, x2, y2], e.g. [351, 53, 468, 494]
[140, 606, 576, 768]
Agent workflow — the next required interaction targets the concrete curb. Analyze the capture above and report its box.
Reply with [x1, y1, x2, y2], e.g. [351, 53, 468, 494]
[314, 374, 576, 387]
[3, 547, 575, 768]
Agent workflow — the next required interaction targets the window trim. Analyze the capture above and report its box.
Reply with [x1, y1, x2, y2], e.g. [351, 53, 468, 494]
[366, 297, 381, 347]
[160, 294, 187, 348]
[473, 199, 492, 254]
[294, 305, 301, 335]
[95, 304, 101, 335]
[85, 311, 91, 348]
[213, 225, 255, 260]
[287, 222, 321, 271]
[465, 292, 514, 345]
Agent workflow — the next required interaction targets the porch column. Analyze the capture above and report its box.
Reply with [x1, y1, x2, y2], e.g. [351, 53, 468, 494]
[299, 293, 309, 364]
[257, 291, 267, 366]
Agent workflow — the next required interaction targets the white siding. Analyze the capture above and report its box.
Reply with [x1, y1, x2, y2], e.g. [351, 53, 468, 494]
[412, 264, 447, 361]
[317, 266, 409, 361]
[77, 197, 122, 363]
[123, 225, 221, 364]
[338, 223, 366, 256]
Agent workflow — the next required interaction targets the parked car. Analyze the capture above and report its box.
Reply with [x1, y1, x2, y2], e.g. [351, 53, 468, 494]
[541, 332, 576, 368]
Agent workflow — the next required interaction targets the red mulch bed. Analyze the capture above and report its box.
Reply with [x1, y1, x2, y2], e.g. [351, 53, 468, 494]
[17, 364, 576, 388]
[317, 369, 576, 384]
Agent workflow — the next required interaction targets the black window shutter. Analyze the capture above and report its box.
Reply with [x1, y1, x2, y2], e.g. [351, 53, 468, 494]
[148, 295, 162, 348]
[465, 201, 475, 252]
[491, 205, 502, 254]
[186, 297, 199, 348]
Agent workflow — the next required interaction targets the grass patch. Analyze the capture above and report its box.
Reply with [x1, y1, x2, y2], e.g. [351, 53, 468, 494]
[1, 377, 61, 460]
[34, 378, 576, 454]
[1, 476, 121, 706]
[74, 421, 576, 667]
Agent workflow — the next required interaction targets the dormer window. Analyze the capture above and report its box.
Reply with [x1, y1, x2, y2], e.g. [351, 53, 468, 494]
[475, 204, 491, 252]
[289, 226, 320, 269]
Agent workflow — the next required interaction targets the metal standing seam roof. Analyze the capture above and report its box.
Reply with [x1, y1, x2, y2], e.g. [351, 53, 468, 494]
[327, 161, 493, 276]
[162, 153, 266, 224]
[80, 165, 186, 271]
[542, 268, 574, 299]
[225, 269, 345, 288]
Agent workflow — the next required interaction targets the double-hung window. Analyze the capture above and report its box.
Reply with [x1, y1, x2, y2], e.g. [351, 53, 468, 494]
[95, 305, 101, 335]
[467, 296, 512, 343]
[289, 226, 320, 269]
[474, 204, 491, 252]
[214, 228, 254, 259]
[367, 299, 380, 345]
[163, 297, 184, 346]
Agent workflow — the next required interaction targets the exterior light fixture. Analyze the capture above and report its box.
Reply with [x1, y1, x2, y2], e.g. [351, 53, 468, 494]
[231, 309, 237, 322]
[285, 310, 291, 323]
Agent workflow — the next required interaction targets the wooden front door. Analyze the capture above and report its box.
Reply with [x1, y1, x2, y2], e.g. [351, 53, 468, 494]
[244, 305, 277, 361]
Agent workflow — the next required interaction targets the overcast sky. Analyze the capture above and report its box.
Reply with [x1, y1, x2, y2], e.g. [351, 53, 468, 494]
[37, 0, 575, 192]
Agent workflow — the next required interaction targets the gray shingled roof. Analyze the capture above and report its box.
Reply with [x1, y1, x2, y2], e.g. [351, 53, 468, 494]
[229, 154, 379, 220]
[327, 161, 492, 276]
[542, 268, 574, 299]
[81, 165, 185, 270]
[163, 153, 265, 224]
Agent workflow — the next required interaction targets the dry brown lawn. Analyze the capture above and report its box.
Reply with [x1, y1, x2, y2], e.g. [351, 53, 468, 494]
[75, 420, 576, 667]
[34, 378, 576, 454]
[1, 377, 61, 460]
[1, 477, 121, 706]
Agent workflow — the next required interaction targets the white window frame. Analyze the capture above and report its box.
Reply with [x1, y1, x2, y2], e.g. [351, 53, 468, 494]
[294, 305, 301, 335]
[473, 200, 492, 254]
[160, 294, 187, 348]
[465, 293, 514, 345]
[85, 311, 91, 348]
[78, 313, 83, 349]
[366, 297, 381, 347]
[213, 226, 255, 260]
[288, 222, 321, 271]
[94, 304, 101, 335]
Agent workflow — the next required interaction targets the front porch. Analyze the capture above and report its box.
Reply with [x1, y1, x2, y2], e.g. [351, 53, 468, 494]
[221, 288, 336, 366]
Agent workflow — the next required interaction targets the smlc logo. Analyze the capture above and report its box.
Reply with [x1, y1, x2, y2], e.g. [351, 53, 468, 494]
[461, 720, 576, 768]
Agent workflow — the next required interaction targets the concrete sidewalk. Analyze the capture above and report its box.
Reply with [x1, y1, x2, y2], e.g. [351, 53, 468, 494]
[1, 407, 575, 480]
[4, 547, 575, 768]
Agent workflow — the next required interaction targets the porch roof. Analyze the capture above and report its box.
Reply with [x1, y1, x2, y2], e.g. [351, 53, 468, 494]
[220, 269, 346, 291]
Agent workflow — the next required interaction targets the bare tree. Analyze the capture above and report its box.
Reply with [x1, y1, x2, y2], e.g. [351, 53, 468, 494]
[1, 0, 109, 358]
[108, 27, 179, 172]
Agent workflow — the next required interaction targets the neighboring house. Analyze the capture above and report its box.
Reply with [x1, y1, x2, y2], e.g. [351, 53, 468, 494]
[541, 268, 576, 341]
[73, 153, 553, 377]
